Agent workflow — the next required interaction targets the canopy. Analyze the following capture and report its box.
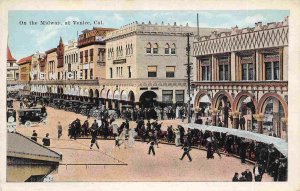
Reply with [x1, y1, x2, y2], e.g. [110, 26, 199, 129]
[185, 123, 288, 157]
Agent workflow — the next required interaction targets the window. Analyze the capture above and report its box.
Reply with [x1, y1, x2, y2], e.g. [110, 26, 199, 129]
[10, 63, 13, 67]
[80, 51, 83, 63]
[165, 43, 170, 54]
[171, 43, 176, 54]
[264, 53, 280, 80]
[218, 57, 230, 81]
[90, 69, 93, 79]
[242, 63, 254, 81]
[162, 90, 173, 103]
[76, 53, 78, 62]
[84, 69, 88, 80]
[201, 58, 211, 81]
[175, 90, 184, 103]
[148, 66, 157, 77]
[85, 50, 88, 62]
[110, 68, 113, 78]
[90, 49, 93, 62]
[153, 43, 158, 54]
[166, 66, 175, 78]
[130, 44, 133, 54]
[146, 43, 151, 54]
[126, 45, 128, 55]
[128, 66, 131, 78]
[68, 64, 71, 72]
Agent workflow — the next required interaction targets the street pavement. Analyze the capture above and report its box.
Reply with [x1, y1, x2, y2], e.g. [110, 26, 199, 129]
[13, 102, 273, 182]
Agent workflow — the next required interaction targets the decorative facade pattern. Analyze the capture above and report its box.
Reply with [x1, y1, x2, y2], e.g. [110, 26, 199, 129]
[193, 17, 288, 56]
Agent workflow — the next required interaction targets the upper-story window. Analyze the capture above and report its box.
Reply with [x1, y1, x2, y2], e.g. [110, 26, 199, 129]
[171, 43, 176, 55]
[148, 66, 157, 77]
[153, 43, 158, 54]
[218, 56, 230, 81]
[146, 43, 151, 54]
[165, 43, 170, 54]
[130, 44, 133, 54]
[89, 49, 93, 62]
[200, 58, 211, 81]
[240, 55, 254, 81]
[166, 66, 175, 78]
[264, 53, 280, 80]
[126, 45, 128, 55]
[80, 51, 83, 63]
[84, 50, 88, 62]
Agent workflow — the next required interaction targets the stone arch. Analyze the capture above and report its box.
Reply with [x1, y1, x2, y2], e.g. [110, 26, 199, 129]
[107, 89, 113, 99]
[128, 90, 135, 102]
[114, 90, 120, 100]
[212, 91, 234, 109]
[95, 89, 99, 98]
[232, 91, 258, 112]
[194, 91, 210, 108]
[257, 93, 288, 118]
[100, 88, 107, 99]
[89, 89, 93, 98]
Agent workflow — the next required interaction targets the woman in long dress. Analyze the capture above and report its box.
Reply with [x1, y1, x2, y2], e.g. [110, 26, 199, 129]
[175, 128, 181, 146]
[128, 128, 137, 148]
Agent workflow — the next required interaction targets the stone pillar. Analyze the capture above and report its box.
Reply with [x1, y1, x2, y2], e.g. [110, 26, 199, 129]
[232, 112, 240, 129]
[273, 99, 280, 137]
[254, 114, 264, 134]
[281, 118, 288, 141]
[230, 52, 236, 81]
[211, 108, 218, 126]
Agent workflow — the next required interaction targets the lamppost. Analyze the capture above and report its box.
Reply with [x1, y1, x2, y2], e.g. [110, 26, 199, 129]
[186, 33, 192, 123]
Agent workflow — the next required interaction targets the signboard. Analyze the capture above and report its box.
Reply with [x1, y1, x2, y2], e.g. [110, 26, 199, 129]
[113, 59, 126, 64]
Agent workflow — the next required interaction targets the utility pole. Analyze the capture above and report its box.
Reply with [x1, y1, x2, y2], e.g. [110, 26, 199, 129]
[186, 33, 191, 123]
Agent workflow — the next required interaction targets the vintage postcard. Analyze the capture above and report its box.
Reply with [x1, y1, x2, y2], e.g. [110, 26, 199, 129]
[1, 0, 300, 191]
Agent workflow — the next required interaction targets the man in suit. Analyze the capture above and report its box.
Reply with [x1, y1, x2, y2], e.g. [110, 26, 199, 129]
[90, 121, 99, 149]
[179, 138, 192, 162]
[147, 135, 156, 155]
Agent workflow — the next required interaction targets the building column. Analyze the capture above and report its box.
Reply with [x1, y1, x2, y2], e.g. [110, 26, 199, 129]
[232, 112, 240, 129]
[281, 118, 288, 142]
[273, 99, 280, 137]
[230, 52, 236, 81]
[254, 114, 264, 134]
[211, 108, 218, 126]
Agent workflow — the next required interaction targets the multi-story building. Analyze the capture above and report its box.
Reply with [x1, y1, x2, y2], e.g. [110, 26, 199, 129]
[64, 39, 79, 80]
[102, 21, 228, 109]
[192, 17, 288, 140]
[56, 37, 65, 80]
[78, 27, 115, 80]
[17, 55, 32, 82]
[45, 48, 57, 81]
[7, 47, 18, 81]
[30, 52, 46, 81]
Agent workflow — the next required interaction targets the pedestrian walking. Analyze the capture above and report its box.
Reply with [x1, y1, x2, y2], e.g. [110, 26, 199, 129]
[57, 121, 62, 139]
[31, 130, 37, 142]
[147, 137, 156, 155]
[90, 124, 99, 149]
[42, 133, 50, 146]
[179, 139, 192, 161]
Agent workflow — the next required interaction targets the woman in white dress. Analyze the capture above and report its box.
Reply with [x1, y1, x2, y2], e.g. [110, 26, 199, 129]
[128, 128, 137, 148]
[174, 128, 181, 146]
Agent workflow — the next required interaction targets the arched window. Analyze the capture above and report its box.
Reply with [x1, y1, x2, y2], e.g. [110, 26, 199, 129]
[171, 43, 176, 55]
[130, 43, 133, 54]
[165, 43, 170, 54]
[126, 45, 128, 55]
[153, 43, 159, 54]
[120, 46, 123, 56]
[146, 43, 151, 54]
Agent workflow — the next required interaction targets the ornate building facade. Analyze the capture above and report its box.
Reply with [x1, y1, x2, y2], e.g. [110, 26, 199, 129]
[17, 55, 32, 82]
[192, 17, 288, 140]
[7, 47, 18, 81]
[64, 39, 79, 80]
